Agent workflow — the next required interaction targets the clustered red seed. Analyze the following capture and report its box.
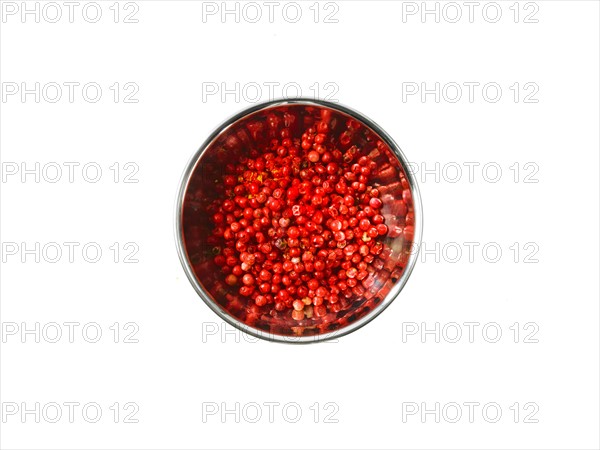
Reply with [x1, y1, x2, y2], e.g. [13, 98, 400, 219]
[209, 114, 393, 322]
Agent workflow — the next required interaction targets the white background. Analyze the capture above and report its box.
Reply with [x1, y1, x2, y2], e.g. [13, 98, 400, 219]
[1, 1, 599, 449]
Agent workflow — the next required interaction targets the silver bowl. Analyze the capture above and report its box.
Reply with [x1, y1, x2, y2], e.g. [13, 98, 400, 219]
[176, 98, 423, 343]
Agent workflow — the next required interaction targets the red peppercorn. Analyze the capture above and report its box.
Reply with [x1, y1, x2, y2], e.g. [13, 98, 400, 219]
[308, 151, 320, 162]
[329, 219, 342, 231]
[287, 226, 300, 238]
[225, 274, 238, 285]
[312, 236, 325, 247]
[369, 197, 383, 209]
[292, 310, 305, 321]
[239, 286, 254, 296]
[359, 218, 371, 231]
[376, 224, 388, 236]
[292, 300, 305, 311]
[242, 274, 255, 285]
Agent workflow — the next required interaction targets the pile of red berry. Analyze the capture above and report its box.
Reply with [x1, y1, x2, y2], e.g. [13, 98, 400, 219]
[204, 108, 413, 327]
